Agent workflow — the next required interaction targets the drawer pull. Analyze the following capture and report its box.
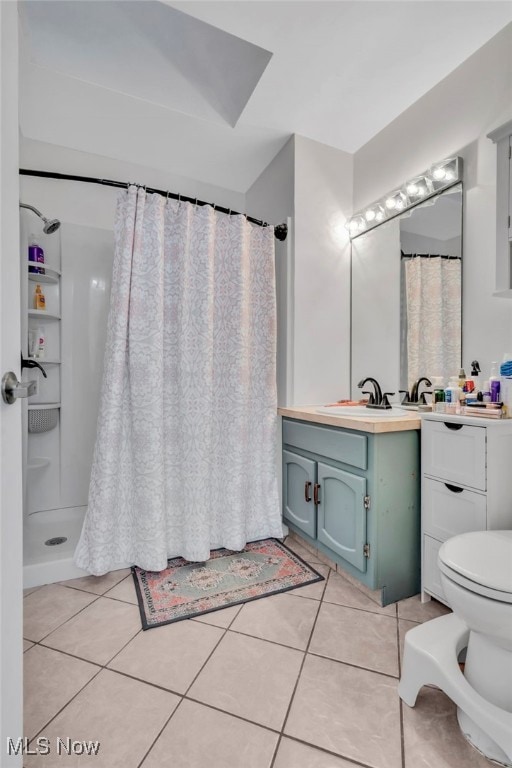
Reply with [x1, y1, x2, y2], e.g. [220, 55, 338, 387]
[304, 481, 312, 503]
[445, 483, 464, 493]
[444, 422, 463, 431]
[314, 483, 321, 505]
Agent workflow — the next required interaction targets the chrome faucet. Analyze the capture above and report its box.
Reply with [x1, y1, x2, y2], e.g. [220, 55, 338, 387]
[357, 378, 395, 410]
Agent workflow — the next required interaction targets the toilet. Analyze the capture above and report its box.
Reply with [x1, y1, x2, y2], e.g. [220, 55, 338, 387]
[398, 530, 512, 767]
[439, 530, 512, 765]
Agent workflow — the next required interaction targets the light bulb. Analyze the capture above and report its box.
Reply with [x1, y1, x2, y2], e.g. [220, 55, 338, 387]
[406, 183, 418, 195]
[385, 197, 396, 209]
[445, 169, 455, 181]
[417, 185, 426, 196]
[375, 210, 384, 221]
[395, 198, 405, 210]
[365, 209, 376, 222]
[346, 219, 358, 233]
[432, 167, 446, 180]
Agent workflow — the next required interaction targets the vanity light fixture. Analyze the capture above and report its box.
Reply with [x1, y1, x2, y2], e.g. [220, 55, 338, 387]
[346, 156, 462, 239]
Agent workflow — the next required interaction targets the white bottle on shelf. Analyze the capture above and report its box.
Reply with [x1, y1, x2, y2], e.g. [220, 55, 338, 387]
[36, 327, 46, 359]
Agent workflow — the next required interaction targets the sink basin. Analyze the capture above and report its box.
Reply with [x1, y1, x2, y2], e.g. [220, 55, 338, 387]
[315, 406, 415, 418]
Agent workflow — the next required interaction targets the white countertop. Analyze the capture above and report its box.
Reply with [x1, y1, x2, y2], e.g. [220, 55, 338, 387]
[278, 405, 421, 434]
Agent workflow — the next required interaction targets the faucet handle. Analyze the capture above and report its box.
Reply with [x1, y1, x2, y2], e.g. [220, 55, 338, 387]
[420, 390, 432, 405]
[399, 389, 410, 403]
[361, 390, 375, 404]
[381, 392, 395, 408]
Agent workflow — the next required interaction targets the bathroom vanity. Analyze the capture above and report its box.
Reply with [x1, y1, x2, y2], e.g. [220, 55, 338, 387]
[279, 407, 421, 605]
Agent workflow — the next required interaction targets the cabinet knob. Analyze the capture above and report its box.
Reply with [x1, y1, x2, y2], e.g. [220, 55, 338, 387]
[304, 481, 312, 503]
[314, 483, 321, 505]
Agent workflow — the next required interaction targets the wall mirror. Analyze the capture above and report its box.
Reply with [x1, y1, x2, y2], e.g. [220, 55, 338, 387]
[351, 183, 462, 399]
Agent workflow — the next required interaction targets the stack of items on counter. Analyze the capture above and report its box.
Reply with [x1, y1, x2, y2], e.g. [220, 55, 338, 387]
[432, 358, 512, 419]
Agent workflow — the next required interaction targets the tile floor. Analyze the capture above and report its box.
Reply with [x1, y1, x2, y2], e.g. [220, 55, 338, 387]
[21, 538, 492, 768]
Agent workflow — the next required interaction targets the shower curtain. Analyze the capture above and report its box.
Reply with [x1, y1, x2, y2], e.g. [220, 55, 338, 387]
[75, 187, 282, 575]
[404, 255, 461, 388]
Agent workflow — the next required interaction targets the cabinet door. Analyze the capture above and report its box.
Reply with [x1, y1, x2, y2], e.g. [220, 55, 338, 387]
[283, 450, 316, 538]
[317, 462, 367, 573]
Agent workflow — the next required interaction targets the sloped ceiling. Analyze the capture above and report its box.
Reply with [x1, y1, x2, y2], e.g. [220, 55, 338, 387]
[18, 1, 512, 193]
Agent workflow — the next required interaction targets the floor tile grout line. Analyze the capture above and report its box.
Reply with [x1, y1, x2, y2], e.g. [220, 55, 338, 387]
[399, 699, 406, 768]
[26, 593, 103, 644]
[59, 573, 131, 598]
[182, 604, 243, 699]
[136, 697, 186, 768]
[28, 666, 103, 747]
[24, 649, 389, 768]
[283, 734, 379, 768]
[269, 588, 324, 768]
[306, 649, 400, 680]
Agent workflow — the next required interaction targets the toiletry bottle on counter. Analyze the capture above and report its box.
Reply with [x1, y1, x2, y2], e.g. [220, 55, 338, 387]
[431, 377, 445, 413]
[445, 377, 462, 413]
[489, 362, 501, 403]
[482, 381, 492, 403]
[28, 236, 45, 275]
[33, 284, 46, 310]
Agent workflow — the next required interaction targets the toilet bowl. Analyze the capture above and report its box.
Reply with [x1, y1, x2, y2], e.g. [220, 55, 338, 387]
[439, 530, 512, 766]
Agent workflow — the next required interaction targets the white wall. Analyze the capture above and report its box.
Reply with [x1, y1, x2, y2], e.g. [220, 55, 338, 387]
[354, 23, 512, 378]
[247, 137, 295, 406]
[293, 135, 353, 404]
[20, 138, 245, 231]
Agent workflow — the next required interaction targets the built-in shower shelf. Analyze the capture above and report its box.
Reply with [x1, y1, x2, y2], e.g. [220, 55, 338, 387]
[28, 402, 60, 410]
[28, 457, 51, 470]
[28, 310, 60, 321]
[28, 265, 60, 285]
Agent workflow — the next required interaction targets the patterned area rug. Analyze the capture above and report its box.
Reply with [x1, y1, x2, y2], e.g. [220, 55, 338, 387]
[132, 538, 324, 630]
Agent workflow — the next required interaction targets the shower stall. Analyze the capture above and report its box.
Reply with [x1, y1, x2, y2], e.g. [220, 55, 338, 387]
[20, 204, 114, 587]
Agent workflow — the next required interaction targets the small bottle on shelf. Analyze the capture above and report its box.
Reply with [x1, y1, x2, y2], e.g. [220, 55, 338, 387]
[33, 284, 46, 310]
[28, 236, 45, 275]
[36, 327, 46, 359]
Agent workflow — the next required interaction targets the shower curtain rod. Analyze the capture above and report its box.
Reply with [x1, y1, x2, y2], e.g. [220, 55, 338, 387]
[401, 252, 461, 260]
[19, 168, 288, 242]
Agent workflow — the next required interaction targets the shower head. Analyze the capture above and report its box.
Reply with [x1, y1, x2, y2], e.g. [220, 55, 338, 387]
[43, 218, 61, 234]
[19, 202, 61, 235]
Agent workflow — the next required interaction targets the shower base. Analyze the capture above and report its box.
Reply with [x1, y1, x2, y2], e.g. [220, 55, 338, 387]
[23, 506, 88, 588]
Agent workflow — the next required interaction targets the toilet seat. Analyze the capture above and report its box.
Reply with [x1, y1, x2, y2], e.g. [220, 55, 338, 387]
[438, 530, 512, 604]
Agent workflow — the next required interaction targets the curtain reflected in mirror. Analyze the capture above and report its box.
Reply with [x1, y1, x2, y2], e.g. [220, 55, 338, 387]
[401, 254, 461, 389]
[351, 184, 462, 398]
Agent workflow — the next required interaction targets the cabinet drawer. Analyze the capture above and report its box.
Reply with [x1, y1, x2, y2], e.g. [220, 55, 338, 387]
[423, 536, 447, 603]
[282, 419, 367, 470]
[423, 478, 486, 541]
[422, 420, 486, 491]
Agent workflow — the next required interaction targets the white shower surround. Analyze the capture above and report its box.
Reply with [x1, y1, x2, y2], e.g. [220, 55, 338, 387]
[23, 221, 114, 587]
[76, 188, 282, 575]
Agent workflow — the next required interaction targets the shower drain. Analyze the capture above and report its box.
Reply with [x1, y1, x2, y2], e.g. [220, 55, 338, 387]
[45, 536, 67, 547]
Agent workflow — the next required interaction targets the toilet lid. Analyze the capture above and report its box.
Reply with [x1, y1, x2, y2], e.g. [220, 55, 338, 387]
[439, 531, 512, 596]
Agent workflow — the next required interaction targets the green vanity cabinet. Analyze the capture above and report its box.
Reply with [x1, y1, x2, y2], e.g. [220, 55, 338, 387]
[282, 417, 421, 605]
